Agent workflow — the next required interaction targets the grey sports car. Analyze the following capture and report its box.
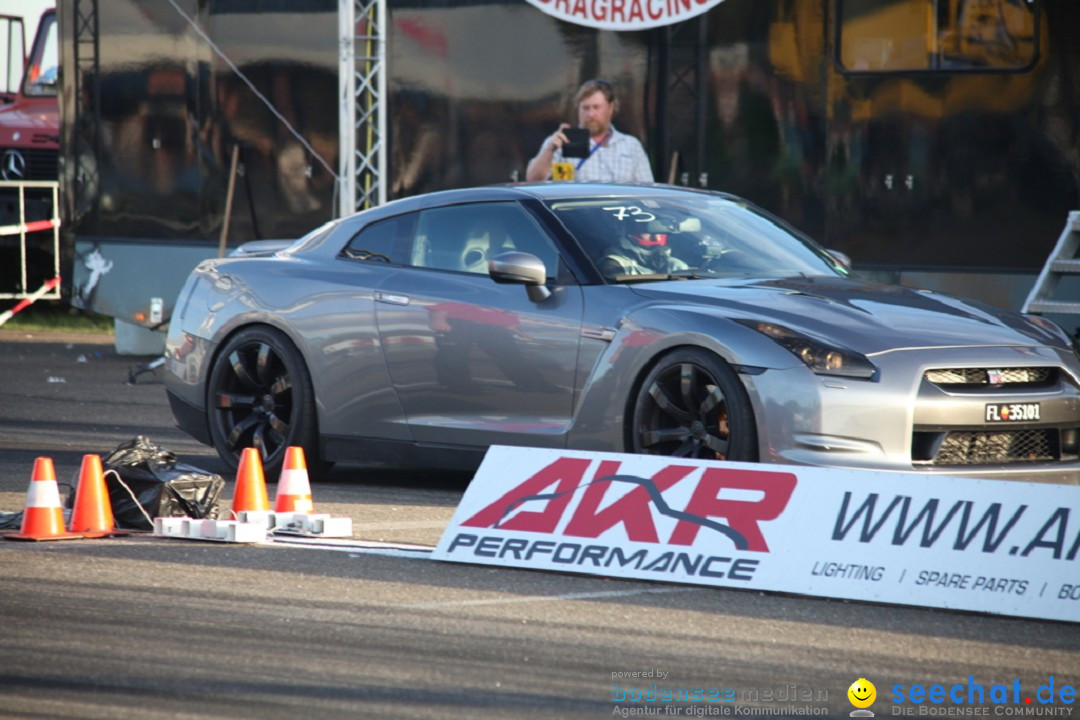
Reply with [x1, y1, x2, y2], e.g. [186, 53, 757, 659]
[164, 183, 1080, 483]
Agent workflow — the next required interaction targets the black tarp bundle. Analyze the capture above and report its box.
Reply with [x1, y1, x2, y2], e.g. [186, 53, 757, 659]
[102, 436, 226, 530]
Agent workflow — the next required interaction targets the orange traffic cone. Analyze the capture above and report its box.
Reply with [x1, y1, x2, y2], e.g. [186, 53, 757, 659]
[274, 446, 314, 513]
[232, 447, 270, 515]
[4, 457, 82, 541]
[69, 454, 126, 538]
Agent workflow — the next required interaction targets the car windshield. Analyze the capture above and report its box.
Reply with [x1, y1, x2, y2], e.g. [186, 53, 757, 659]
[546, 194, 851, 283]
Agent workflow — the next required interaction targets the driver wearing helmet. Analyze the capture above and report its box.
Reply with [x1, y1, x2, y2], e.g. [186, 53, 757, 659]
[597, 231, 689, 278]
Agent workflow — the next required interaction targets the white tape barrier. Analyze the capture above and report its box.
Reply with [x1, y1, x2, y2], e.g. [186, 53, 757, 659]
[433, 446, 1080, 623]
[0, 276, 60, 327]
[0, 217, 58, 237]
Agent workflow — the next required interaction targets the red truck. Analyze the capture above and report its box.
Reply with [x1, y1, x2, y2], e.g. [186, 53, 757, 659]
[0, 7, 59, 299]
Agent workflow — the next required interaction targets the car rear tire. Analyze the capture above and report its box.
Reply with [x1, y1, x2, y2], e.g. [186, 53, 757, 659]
[631, 348, 758, 461]
[206, 326, 324, 479]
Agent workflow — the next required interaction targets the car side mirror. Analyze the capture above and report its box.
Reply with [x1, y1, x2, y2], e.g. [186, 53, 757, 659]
[488, 251, 551, 302]
[828, 249, 852, 269]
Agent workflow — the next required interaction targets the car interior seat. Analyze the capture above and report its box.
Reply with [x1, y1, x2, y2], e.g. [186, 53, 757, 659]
[460, 232, 491, 273]
[459, 215, 517, 273]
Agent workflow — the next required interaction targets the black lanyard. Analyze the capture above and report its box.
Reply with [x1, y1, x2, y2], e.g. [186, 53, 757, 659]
[575, 130, 611, 170]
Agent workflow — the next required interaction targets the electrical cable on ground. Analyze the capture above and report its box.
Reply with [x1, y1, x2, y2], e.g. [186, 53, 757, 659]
[103, 468, 155, 529]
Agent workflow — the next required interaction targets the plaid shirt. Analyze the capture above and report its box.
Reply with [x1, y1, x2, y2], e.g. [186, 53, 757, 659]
[551, 126, 654, 183]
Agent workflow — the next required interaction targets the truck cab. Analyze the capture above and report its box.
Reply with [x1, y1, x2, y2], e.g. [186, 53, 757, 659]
[0, 7, 59, 296]
[0, 8, 58, 183]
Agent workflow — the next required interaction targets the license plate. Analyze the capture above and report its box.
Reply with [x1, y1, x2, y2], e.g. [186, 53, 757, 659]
[985, 402, 1040, 422]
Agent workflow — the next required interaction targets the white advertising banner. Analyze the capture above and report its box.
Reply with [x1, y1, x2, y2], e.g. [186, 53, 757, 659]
[523, 0, 727, 31]
[433, 446, 1080, 623]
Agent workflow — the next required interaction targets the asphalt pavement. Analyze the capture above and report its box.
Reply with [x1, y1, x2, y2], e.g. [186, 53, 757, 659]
[0, 331, 1077, 720]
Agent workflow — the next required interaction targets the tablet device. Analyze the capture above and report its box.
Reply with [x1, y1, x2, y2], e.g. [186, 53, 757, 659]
[561, 128, 591, 159]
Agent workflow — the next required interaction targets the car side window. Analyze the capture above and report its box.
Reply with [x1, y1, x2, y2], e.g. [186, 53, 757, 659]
[342, 214, 411, 263]
[409, 202, 560, 278]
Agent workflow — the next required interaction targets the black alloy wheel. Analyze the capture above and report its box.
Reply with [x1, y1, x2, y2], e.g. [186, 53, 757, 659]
[631, 348, 758, 461]
[206, 326, 320, 477]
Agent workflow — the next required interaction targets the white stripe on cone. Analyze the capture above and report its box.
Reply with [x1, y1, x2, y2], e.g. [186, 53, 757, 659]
[24, 479, 62, 508]
[276, 468, 313, 513]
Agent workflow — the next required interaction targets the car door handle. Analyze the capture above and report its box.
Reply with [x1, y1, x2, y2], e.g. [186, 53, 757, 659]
[375, 292, 410, 306]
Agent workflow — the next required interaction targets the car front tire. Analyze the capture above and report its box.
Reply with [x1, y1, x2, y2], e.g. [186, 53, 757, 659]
[631, 348, 758, 462]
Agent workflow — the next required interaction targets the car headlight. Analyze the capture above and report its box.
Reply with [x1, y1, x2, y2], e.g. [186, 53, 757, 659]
[1022, 314, 1080, 363]
[1024, 313, 1074, 345]
[735, 319, 877, 379]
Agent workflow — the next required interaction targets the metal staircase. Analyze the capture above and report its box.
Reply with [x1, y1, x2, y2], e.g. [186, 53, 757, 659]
[1022, 211, 1080, 316]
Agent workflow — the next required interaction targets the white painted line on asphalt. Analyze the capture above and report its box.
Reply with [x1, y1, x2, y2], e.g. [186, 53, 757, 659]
[267, 540, 702, 604]
[352, 520, 449, 531]
[269, 535, 434, 558]
[400, 586, 694, 609]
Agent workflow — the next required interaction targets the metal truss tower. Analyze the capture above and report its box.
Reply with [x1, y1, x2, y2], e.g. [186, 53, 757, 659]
[72, 0, 101, 226]
[339, 0, 387, 215]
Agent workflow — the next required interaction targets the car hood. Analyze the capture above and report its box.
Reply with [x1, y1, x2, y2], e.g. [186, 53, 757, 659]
[629, 275, 1067, 355]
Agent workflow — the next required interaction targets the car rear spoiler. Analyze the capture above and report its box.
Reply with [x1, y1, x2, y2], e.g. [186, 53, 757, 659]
[228, 239, 297, 257]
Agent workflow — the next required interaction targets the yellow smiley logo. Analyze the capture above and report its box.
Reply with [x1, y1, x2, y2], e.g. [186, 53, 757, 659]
[848, 678, 876, 709]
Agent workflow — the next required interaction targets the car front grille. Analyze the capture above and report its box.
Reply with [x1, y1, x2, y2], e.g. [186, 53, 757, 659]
[913, 429, 1060, 465]
[924, 366, 1054, 389]
[0, 148, 58, 181]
